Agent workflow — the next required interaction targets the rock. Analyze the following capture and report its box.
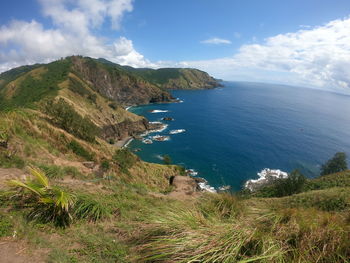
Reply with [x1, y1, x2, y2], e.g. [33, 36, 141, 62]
[245, 168, 288, 192]
[162, 117, 174, 121]
[82, 161, 95, 169]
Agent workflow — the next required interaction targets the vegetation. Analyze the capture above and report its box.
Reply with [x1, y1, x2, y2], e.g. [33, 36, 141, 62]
[0, 59, 71, 110]
[8, 167, 76, 227]
[255, 170, 306, 197]
[68, 77, 97, 104]
[162, 154, 171, 165]
[37, 164, 82, 180]
[0, 150, 26, 168]
[74, 194, 111, 222]
[67, 140, 95, 161]
[45, 98, 99, 142]
[321, 152, 348, 176]
[113, 148, 138, 174]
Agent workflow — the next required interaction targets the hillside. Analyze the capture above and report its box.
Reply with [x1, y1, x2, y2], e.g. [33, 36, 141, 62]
[98, 58, 223, 90]
[0, 56, 349, 263]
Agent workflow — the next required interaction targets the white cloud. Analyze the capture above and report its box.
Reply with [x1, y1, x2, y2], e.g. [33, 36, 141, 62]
[0, 0, 152, 72]
[200, 37, 232, 45]
[181, 17, 350, 90]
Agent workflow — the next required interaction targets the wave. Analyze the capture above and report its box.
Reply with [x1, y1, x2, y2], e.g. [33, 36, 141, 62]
[140, 124, 168, 136]
[142, 138, 153, 144]
[122, 138, 133, 148]
[198, 181, 217, 193]
[125, 106, 132, 111]
[245, 168, 288, 191]
[186, 169, 198, 176]
[150, 110, 169, 113]
[169, 129, 186, 134]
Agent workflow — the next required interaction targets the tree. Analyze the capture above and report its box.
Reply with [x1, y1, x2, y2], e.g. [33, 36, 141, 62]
[257, 169, 306, 197]
[320, 152, 348, 176]
[274, 169, 306, 197]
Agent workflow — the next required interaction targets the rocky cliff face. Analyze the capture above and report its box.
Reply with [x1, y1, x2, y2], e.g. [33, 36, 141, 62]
[71, 56, 173, 106]
[101, 118, 149, 140]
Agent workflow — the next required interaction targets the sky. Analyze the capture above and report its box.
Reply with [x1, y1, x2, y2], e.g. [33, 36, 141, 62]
[1, 0, 350, 92]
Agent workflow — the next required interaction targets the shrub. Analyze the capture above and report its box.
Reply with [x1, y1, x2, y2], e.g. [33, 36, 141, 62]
[321, 152, 348, 176]
[67, 140, 94, 161]
[45, 98, 99, 142]
[0, 215, 13, 237]
[8, 167, 76, 227]
[162, 155, 171, 165]
[108, 102, 118, 110]
[101, 160, 110, 171]
[256, 170, 306, 197]
[108, 138, 115, 145]
[113, 149, 138, 174]
[317, 196, 348, 211]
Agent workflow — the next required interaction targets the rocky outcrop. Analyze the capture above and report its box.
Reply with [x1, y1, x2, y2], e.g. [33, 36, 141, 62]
[101, 118, 149, 140]
[71, 56, 174, 105]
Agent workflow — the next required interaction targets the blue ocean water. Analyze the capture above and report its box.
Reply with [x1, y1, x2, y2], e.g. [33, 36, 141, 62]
[128, 82, 350, 190]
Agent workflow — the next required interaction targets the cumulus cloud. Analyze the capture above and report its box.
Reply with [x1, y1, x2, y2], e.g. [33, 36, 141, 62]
[183, 17, 350, 90]
[0, 0, 153, 71]
[200, 37, 232, 45]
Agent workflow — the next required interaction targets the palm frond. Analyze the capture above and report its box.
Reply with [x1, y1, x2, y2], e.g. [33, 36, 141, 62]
[29, 167, 49, 188]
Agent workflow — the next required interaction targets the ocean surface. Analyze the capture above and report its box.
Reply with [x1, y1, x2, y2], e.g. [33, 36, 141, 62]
[128, 82, 350, 191]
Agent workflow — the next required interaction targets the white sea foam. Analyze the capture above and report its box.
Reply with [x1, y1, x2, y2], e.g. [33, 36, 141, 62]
[142, 138, 153, 144]
[149, 121, 163, 124]
[186, 169, 198, 176]
[155, 154, 164, 160]
[122, 138, 133, 148]
[198, 181, 217, 193]
[169, 129, 186, 134]
[140, 124, 168, 136]
[245, 168, 288, 191]
[151, 110, 169, 113]
[125, 106, 132, 111]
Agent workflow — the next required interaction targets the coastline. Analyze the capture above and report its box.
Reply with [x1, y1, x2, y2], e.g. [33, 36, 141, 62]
[116, 136, 133, 148]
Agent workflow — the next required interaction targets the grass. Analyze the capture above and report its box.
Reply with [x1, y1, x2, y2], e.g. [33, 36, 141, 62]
[67, 140, 95, 161]
[113, 148, 138, 175]
[74, 193, 112, 222]
[0, 214, 13, 237]
[0, 150, 26, 168]
[37, 164, 82, 180]
[45, 98, 99, 142]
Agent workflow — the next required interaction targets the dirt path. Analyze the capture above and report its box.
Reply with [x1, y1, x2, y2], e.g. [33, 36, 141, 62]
[0, 238, 47, 263]
[167, 176, 200, 200]
[0, 168, 27, 188]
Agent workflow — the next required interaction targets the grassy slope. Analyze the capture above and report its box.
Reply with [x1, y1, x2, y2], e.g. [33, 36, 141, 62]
[1, 170, 349, 262]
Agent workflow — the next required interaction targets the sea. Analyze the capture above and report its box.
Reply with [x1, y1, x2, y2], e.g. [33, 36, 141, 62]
[127, 81, 350, 191]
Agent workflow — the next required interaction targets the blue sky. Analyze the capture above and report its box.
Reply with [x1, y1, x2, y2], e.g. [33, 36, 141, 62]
[1, 0, 350, 91]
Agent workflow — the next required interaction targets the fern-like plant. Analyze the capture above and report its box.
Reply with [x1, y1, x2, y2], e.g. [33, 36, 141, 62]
[8, 167, 76, 227]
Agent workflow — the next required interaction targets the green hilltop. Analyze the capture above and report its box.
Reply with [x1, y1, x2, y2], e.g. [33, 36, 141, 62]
[0, 56, 349, 263]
